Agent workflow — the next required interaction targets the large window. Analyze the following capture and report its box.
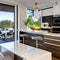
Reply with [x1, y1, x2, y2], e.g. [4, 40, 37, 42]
[0, 3, 16, 41]
[27, 9, 41, 20]
[0, 11, 14, 30]
[0, 3, 15, 30]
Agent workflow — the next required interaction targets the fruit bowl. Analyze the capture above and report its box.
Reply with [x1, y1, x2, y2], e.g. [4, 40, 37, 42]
[30, 27, 41, 30]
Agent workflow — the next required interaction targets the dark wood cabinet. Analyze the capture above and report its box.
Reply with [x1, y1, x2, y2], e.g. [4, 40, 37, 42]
[23, 35, 60, 58]
[44, 35, 60, 58]
[23, 37, 36, 47]
[20, 31, 60, 58]
[14, 55, 22, 60]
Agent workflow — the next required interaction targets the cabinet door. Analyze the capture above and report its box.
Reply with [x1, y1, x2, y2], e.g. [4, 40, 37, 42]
[42, 8, 53, 16]
[53, 5, 60, 15]
[44, 36, 60, 58]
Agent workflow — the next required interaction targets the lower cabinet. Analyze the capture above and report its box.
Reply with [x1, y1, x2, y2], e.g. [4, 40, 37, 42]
[44, 35, 60, 58]
[14, 55, 22, 60]
[44, 43, 60, 58]
[24, 37, 36, 47]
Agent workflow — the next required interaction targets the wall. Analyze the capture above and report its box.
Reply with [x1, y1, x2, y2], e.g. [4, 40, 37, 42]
[18, 4, 27, 30]
[0, 0, 27, 30]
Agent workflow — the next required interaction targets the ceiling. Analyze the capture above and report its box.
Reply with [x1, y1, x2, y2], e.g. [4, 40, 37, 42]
[17, 0, 53, 10]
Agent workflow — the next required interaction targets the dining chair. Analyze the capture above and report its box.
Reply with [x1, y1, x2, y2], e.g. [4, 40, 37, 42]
[7, 30, 14, 39]
[0, 31, 4, 39]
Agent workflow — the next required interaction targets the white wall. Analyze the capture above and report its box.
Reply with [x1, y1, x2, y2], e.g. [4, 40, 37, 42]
[18, 4, 27, 30]
[0, 0, 27, 30]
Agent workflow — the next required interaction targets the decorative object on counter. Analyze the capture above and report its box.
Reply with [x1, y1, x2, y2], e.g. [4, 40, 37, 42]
[25, 15, 41, 30]
[42, 22, 49, 27]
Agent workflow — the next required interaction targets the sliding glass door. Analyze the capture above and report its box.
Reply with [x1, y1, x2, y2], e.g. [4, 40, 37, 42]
[0, 2, 18, 42]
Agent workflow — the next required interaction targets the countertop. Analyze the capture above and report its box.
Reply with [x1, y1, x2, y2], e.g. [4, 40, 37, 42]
[20, 29, 60, 37]
[0, 42, 51, 60]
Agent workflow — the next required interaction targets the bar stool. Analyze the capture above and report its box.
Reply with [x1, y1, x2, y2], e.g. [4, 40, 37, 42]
[20, 34, 29, 43]
[31, 36, 43, 48]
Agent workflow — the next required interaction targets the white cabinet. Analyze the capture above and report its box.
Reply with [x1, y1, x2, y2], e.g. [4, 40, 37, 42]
[53, 5, 60, 15]
[42, 8, 53, 16]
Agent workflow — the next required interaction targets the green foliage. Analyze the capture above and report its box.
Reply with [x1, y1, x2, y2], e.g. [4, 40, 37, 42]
[0, 20, 14, 29]
[25, 15, 34, 27]
[25, 15, 40, 28]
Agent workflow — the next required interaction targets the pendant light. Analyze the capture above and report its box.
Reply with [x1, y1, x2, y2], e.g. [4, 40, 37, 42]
[34, 2, 39, 21]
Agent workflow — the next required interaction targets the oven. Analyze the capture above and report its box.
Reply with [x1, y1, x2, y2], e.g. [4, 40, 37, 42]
[52, 17, 60, 33]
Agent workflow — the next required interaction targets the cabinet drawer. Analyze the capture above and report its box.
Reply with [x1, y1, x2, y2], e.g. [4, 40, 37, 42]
[44, 38, 60, 45]
[44, 42, 60, 51]
[44, 43, 60, 58]
[45, 35, 60, 40]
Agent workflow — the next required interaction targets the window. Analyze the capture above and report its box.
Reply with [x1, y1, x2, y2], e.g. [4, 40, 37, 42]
[27, 9, 34, 18]
[0, 11, 14, 30]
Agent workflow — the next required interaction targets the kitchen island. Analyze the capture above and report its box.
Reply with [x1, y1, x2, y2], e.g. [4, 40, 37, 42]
[0, 42, 51, 60]
[20, 29, 60, 58]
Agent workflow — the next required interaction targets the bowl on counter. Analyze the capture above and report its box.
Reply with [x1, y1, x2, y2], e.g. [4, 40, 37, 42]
[30, 27, 41, 30]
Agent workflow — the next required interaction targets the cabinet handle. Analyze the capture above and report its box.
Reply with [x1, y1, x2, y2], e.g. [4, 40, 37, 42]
[44, 38, 60, 42]
[45, 42, 60, 47]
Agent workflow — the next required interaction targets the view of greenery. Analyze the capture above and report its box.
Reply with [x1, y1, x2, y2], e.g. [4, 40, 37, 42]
[25, 15, 40, 28]
[0, 20, 14, 30]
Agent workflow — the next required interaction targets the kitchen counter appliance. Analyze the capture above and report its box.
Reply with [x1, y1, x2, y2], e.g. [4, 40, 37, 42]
[52, 16, 60, 33]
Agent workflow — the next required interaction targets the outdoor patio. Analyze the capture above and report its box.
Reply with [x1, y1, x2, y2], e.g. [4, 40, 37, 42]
[0, 29, 14, 43]
[0, 38, 14, 44]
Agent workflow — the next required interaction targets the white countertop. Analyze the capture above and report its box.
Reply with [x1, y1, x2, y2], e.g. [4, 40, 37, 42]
[20, 29, 60, 37]
[0, 42, 51, 60]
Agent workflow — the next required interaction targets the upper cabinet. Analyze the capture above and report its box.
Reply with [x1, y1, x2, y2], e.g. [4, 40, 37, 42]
[53, 0, 60, 16]
[53, 5, 60, 16]
[42, 8, 53, 16]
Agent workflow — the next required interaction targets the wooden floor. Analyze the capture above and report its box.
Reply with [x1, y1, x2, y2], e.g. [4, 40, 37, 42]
[52, 56, 60, 60]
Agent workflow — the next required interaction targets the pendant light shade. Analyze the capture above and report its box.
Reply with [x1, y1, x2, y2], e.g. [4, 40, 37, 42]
[34, 2, 39, 21]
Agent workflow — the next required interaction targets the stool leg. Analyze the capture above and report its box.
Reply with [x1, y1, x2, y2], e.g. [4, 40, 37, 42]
[23, 37, 24, 44]
[36, 40, 38, 48]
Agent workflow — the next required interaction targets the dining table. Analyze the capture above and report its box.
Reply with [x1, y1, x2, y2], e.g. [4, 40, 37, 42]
[1, 30, 10, 40]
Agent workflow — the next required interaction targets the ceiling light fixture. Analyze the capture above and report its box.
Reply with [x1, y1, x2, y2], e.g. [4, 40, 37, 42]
[34, 2, 39, 21]
[54, 0, 58, 5]
[34, 2, 38, 10]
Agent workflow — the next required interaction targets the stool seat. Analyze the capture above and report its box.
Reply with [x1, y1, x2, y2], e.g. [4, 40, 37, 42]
[20, 34, 28, 37]
[31, 36, 43, 40]
[31, 36, 43, 48]
[20, 34, 29, 43]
